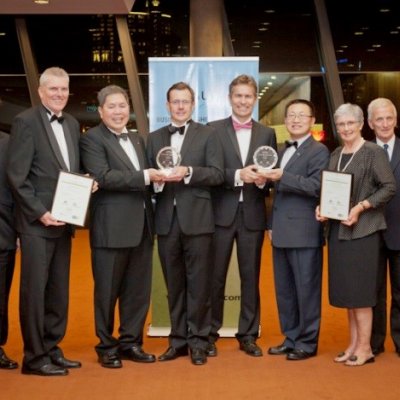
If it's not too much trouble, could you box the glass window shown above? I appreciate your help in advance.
[224,1,320,72]
[0,16,24,74]
[340,72,400,140]
[0,76,30,133]
[27,15,124,74]
[326,0,400,72]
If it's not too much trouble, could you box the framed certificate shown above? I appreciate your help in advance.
[51,171,94,226]
[320,170,353,221]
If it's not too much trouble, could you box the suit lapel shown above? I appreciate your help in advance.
[101,124,136,170]
[40,107,69,171]
[62,120,77,172]
[180,122,197,160]
[390,137,400,172]
[245,120,259,165]
[226,118,242,165]
[129,133,145,169]
[283,136,313,171]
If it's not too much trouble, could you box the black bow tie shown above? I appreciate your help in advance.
[285,140,298,149]
[168,125,186,135]
[115,132,129,141]
[49,114,64,124]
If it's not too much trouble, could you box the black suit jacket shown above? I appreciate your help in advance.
[7,105,80,238]
[80,123,154,248]
[146,121,224,236]
[209,117,277,230]
[380,137,400,250]
[0,132,16,250]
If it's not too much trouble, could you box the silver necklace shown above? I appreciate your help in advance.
[337,138,365,172]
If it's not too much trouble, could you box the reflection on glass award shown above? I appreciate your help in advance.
[156,146,181,175]
[253,146,278,170]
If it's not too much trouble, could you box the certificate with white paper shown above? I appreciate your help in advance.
[320,170,353,221]
[51,171,94,226]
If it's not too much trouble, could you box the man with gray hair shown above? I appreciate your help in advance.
[7,67,82,376]
[368,98,400,357]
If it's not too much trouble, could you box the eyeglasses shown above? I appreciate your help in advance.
[286,113,312,121]
[169,100,192,106]
[336,120,359,129]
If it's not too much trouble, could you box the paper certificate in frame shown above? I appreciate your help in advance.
[51,171,94,226]
[320,170,353,221]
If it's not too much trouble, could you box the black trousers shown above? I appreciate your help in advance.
[371,245,400,352]
[0,249,16,346]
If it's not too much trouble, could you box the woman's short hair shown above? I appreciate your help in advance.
[334,103,364,123]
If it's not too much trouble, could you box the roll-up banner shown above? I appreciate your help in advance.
[148,57,259,336]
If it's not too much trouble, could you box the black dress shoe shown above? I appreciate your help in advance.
[372,346,384,356]
[98,352,122,368]
[158,346,188,362]
[21,363,68,376]
[239,340,263,357]
[268,344,293,356]
[286,348,316,361]
[190,348,207,365]
[206,343,217,357]
[51,356,82,369]
[119,345,156,363]
[0,351,18,369]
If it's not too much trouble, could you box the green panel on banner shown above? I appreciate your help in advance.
[148,241,241,336]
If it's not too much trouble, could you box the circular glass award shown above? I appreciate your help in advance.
[156,146,181,175]
[253,146,278,170]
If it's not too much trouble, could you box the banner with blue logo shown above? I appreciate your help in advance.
[148,57,259,337]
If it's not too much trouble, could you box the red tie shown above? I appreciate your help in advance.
[232,120,252,131]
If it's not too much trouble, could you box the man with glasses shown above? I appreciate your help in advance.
[146,82,224,366]
[368,98,400,357]
[263,99,329,360]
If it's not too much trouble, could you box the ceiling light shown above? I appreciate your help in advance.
[340,45,348,48]
[264,10,275,13]
[390,30,399,34]
[258,28,268,31]
[367,49,375,52]
[267,82,273,86]
[271,76,276,80]
[379,8,390,12]
[354,31,364,35]
[34,0,50,4]
[372,44,381,48]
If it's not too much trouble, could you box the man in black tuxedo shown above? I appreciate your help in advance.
[7,67,82,376]
[208,75,277,357]
[146,82,224,365]
[80,85,164,368]
[0,131,18,370]
[369,98,400,356]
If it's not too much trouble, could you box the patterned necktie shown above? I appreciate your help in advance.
[232,120,252,131]
[383,143,390,159]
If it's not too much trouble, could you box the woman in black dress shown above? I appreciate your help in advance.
[316,103,395,366]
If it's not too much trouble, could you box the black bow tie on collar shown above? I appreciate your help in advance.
[115,132,129,141]
[49,114,64,124]
[285,140,298,149]
[168,125,186,135]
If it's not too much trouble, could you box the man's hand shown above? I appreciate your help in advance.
[39,212,66,227]
[148,168,167,184]
[259,168,283,182]
[240,165,261,183]
[163,166,189,182]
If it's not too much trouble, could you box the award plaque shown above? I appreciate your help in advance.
[156,146,181,175]
[51,171,94,226]
[253,146,278,170]
[320,170,353,221]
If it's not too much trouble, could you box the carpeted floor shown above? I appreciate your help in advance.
[1,229,399,400]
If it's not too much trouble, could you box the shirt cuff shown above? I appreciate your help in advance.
[234,169,244,187]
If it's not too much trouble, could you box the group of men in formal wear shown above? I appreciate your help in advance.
[0,66,399,376]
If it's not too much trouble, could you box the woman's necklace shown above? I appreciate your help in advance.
[337,138,365,172]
